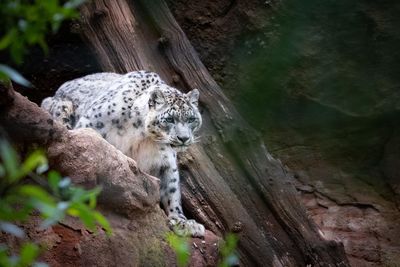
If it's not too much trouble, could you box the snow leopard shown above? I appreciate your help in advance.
[41,70,205,237]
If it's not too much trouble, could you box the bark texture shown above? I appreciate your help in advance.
[165,1,400,266]
[77,0,350,266]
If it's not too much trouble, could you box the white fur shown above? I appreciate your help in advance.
[41,71,205,237]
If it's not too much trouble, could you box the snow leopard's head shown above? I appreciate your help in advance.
[145,85,201,151]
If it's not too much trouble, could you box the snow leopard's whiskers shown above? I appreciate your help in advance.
[193,136,202,143]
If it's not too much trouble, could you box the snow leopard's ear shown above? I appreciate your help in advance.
[149,88,166,110]
[186,89,199,106]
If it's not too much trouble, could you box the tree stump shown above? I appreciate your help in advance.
[76,0,350,266]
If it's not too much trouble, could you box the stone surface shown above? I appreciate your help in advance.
[47,128,160,217]
[8,210,219,267]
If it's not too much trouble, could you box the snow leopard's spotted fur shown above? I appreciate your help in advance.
[41,70,205,237]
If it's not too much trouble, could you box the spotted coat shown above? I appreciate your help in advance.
[41,70,205,237]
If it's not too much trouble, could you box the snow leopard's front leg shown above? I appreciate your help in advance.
[160,149,205,237]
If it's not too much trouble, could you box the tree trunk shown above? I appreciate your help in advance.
[77,0,350,266]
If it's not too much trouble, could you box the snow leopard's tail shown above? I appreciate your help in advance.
[41,97,75,129]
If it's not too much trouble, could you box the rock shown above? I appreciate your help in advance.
[189,230,220,267]
[47,128,160,218]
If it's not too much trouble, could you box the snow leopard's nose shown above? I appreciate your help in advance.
[177,136,189,144]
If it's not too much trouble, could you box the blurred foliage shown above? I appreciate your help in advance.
[0,0,85,85]
[0,64,31,87]
[231,0,400,128]
[0,139,111,267]
[226,0,400,178]
[0,0,84,63]
[218,233,239,267]
[165,232,190,267]
[0,1,109,266]
[166,232,239,267]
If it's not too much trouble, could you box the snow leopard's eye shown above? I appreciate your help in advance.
[187,117,196,123]
[165,117,174,123]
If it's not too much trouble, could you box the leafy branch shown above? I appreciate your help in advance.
[0,0,85,86]
[0,139,111,267]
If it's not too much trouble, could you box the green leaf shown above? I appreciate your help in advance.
[9,40,24,65]
[0,64,31,87]
[72,203,95,231]
[59,177,71,188]
[19,150,47,177]
[18,243,40,267]
[47,171,61,195]
[0,245,12,267]
[166,232,190,267]
[18,19,28,32]
[218,233,239,267]
[0,200,33,221]
[36,164,49,175]
[63,0,86,9]
[0,140,19,182]
[67,186,100,206]
[68,187,87,202]
[40,217,60,230]
[51,13,64,33]
[37,202,64,229]
[18,185,55,205]
[0,165,5,177]
[92,211,112,235]
[33,201,57,218]
[0,222,26,238]
[57,201,69,212]
[84,187,101,208]
[41,0,59,14]
[88,192,97,209]
[0,29,17,50]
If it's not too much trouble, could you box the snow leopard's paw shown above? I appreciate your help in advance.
[168,217,205,237]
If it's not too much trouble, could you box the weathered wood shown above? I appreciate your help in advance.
[78,0,350,266]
